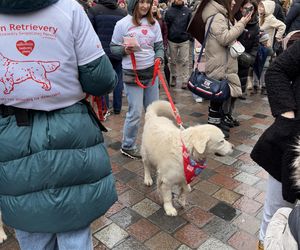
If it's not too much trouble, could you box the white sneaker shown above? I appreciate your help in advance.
[195,97,203,103]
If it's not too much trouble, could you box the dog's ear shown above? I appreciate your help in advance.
[193,134,210,154]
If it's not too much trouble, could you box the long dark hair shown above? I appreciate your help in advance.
[197,0,234,24]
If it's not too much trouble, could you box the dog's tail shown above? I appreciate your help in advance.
[39,61,60,72]
[145,100,178,121]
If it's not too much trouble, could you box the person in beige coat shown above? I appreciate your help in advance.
[259,0,286,47]
[197,0,252,138]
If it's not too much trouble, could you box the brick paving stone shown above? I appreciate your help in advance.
[174,223,209,249]
[145,231,181,250]
[252,123,269,130]
[123,160,144,173]
[227,231,258,250]
[94,223,128,249]
[235,144,253,154]
[213,155,238,165]
[177,244,192,250]
[233,159,261,174]
[214,165,241,178]
[148,209,187,233]
[118,189,145,207]
[110,153,133,165]
[115,181,129,195]
[198,237,234,250]
[94,243,109,250]
[254,192,266,204]
[114,169,137,184]
[202,217,238,242]
[183,207,214,228]
[187,190,219,211]
[131,198,161,217]
[232,213,261,235]
[213,188,241,204]
[234,172,260,186]
[127,177,157,194]
[127,218,160,242]
[229,148,244,158]
[237,114,252,120]
[198,168,216,181]
[208,174,241,190]
[113,237,149,250]
[91,216,112,233]
[233,196,262,215]
[106,201,126,217]
[209,202,238,221]
[205,158,223,170]
[110,208,142,229]
[193,180,220,195]
[234,183,260,198]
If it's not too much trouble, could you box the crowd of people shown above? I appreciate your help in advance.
[1,0,300,249]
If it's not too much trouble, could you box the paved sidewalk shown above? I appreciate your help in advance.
[1,88,272,250]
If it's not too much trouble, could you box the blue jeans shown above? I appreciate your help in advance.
[122,78,159,150]
[15,227,92,250]
[105,58,123,112]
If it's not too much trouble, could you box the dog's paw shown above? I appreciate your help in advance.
[164,205,178,216]
[0,229,7,244]
[144,178,153,186]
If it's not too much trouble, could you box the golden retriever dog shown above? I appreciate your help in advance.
[0,52,60,94]
[0,213,7,243]
[141,100,233,216]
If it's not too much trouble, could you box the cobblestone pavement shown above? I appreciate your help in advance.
[0,87,272,250]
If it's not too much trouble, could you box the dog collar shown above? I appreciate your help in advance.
[182,141,207,184]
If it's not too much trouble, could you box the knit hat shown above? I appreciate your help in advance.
[259,32,270,43]
[127,0,138,15]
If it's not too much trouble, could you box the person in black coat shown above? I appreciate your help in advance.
[88,0,126,114]
[285,0,300,34]
[235,0,259,99]
[250,40,300,248]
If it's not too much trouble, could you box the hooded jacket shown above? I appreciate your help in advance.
[260,1,286,46]
[201,0,246,97]
[0,0,117,233]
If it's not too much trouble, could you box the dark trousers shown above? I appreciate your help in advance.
[105,58,123,112]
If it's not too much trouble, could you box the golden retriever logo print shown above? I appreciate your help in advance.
[0,53,60,94]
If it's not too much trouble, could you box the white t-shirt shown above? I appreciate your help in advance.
[0,0,104,111]
[111,15,163,70]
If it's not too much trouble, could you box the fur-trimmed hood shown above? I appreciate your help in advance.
[261,0,276,17]
[292,137,300,189]
[0,0,59,14]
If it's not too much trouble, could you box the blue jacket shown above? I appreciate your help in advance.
[88,0,126,60]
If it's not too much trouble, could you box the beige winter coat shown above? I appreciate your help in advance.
[265,207,298,250]
[202,0,246,97]
[260,1,286,46]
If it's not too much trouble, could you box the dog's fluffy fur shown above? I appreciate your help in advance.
[293,137,300,189]
[141,100,233,216]
[0,212,7,244]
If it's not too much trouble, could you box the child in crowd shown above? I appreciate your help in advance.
[252,31,274,95]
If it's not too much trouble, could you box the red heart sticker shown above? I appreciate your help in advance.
[141,29,148,35]
[16,40,35,56]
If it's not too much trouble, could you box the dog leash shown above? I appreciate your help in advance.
[130,53,184,129]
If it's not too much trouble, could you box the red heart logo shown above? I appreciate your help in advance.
[16,40,35,56]
[141,29,148,35]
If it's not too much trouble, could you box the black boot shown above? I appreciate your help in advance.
[208,108,230,139]
[223,114,240,127]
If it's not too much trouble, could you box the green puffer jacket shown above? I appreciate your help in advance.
[0,0,118,233]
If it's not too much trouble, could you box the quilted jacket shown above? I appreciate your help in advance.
[0,0,118,233]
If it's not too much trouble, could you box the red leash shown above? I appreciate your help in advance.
[130,53,183,127]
